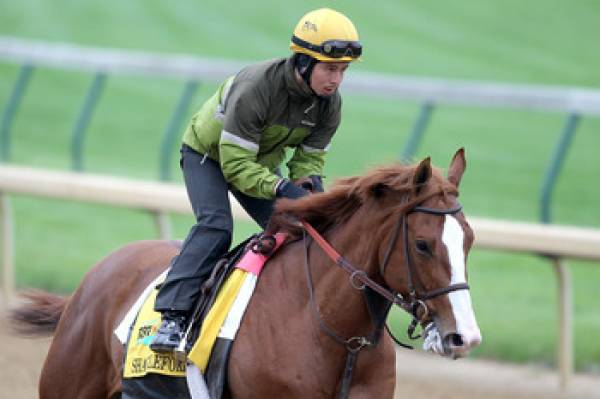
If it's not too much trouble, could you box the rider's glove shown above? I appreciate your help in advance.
[274,178,309,199]
[308,175,324,193]
[295,175,324,193]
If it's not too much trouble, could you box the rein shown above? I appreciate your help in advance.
[301,221,406,309]
[299,201,469,399]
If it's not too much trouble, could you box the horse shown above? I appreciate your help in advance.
[10,148,481,398]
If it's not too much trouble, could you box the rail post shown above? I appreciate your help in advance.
[71,72,107,171]
[539,112,580,389]
[1,63,34,162]
[153,211,172,241]
[0,64,34,305]
[552,258,573,390]
[400,102,434,162]
[159,80,199,181]
[153,79,199,239]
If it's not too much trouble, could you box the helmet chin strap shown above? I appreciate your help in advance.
[294,53,319,95]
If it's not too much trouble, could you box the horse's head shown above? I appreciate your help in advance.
[269,148,481,358]
[371,149,481,358]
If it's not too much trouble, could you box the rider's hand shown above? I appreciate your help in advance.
[274,178,309,199]
[294,175,324,193]
[308,175,324,192]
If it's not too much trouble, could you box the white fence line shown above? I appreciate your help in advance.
[2,165,600,259]
[2,36,600,115]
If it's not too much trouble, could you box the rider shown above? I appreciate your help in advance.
[151,8,362,353]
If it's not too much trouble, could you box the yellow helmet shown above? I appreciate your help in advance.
[290,8,362,62]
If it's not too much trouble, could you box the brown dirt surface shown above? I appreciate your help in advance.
[394,348,600,399]
[0,321,50,398]
[1,317,598,399]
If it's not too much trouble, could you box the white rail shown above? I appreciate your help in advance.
[2,36,600,115]
[2,165,600,259]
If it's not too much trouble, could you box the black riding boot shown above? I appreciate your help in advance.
[149,311,188,354]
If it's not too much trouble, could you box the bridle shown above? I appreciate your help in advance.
[302,201,469,334]
[380,203,469,337]
[299,198,470,398]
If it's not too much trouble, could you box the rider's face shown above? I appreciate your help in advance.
[310,62,349,97]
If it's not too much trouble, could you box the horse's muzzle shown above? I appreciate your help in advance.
[442,331,482,359]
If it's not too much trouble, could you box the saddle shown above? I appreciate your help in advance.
[187,233,285,398]
[186,234,255,350]
[121,233,286,399]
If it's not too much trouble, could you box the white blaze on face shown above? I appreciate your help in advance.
[441,215,482,349]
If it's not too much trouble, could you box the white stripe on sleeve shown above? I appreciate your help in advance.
[220,130,259,152]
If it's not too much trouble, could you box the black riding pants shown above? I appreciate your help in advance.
[154,145,275,313]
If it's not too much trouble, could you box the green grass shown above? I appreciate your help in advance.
[1,0,599,372]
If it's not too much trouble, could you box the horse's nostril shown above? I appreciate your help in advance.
[449,333,463,347]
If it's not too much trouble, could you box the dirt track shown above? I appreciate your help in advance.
[1,321,598,399]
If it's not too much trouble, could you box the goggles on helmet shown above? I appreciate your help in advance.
[292,35,362,59]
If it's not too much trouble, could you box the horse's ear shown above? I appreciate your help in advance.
[413,157,432,194]
[447,148,466,188]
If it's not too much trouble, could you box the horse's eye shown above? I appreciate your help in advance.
[415,239,430,254]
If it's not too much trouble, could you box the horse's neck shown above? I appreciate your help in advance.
[307,215,385,339]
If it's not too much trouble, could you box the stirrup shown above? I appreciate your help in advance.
[150,316,187,354]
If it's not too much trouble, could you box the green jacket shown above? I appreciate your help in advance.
[182,57,341,199]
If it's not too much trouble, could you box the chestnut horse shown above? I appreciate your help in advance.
[11,149,481,398]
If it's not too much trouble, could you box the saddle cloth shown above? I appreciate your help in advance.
[115,233,287,392]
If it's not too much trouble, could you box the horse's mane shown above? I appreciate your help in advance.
[269,162,458,237]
